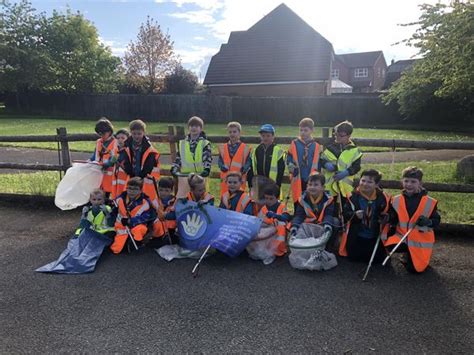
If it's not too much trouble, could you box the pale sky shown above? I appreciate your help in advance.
[30,0,450,79]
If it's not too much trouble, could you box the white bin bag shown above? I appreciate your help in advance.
[288,223,337,271]
[55,162,103,210]
[246,224,277,265]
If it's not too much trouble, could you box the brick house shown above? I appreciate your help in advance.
[203,4,334,97]
[332,51,387,93]
[383,59,418,89]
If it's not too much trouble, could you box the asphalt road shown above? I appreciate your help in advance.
[1,203,472,353]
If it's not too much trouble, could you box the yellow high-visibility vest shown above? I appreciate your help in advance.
[251,145,283,182]
[179,139,210,174]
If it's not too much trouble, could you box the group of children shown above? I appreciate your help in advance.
[80,115,440,273]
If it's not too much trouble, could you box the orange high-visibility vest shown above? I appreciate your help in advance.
[186,191,214,203]
[298,195,334,224]
[288,139,321,202]
[94,137,118,193]
[219,142,251,196]
[384,194,437,272]
[339,191,390,257]
[124,145,161,201]
[152,196,176,237]
[221,191,252,213]
[258,203,287,256]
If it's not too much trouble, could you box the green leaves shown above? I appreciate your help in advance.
[383,2,473,123]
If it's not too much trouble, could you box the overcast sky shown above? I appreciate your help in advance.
[29,0,449,80]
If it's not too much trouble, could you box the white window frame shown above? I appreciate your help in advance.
[331,69,339,79]
[354,67,368,78]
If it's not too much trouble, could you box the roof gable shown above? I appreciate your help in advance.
[336,51,383,68]
[204,3,334,85]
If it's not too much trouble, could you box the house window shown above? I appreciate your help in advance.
[354,68,368,78]
[331,69,339,79]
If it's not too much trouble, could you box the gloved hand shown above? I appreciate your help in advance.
[355,210,364,219]
[82,206,89,217]
[334,169,349,181]
[80,219,92,229]
[121,218,130,227]
[290,226,298,236]
[323,224,333,234]
[170,166,179,177]
[266,211,277,219]
[416,215,432,227]
[378,212,389,225]
[221,165,229,172]
[200,168,210,178]
[292,167,299,177]
[324,162,336,172]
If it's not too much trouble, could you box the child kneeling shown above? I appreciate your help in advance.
[77,188,115,239]
[385,167,440,273]
[289,173,337,270]
[111,177,156,254]
[151,177,177,247]
[247,184,290,265]
[219,172,254,215]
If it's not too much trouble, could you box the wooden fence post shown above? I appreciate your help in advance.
[168,125,177,163]
[56,127,71,172]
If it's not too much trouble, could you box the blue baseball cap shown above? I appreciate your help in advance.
[259,124,275,134]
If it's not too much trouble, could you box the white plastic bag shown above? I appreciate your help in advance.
[156,244,214,261]
[55,162,103,210]
[288,223,338,271]
[246,224,277,265]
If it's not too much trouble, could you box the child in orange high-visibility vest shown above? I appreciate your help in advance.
[385,167,440,273]
[218,122,251,197]
[111,128,130,200]
[286,118,322,207]
[90,118,118,197]
[111,177,156,254]
[151,177,177,246]
[219,172,254,215]
[247,184,291,264]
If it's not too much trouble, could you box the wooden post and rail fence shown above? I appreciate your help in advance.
[0,126,473,233]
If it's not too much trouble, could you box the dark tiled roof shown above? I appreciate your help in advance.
[387,59,417,73]
[336,51,383,68]
[204,3,334,85]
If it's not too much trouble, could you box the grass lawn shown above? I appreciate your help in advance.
[0,160,471,224]
[0,115,473,154]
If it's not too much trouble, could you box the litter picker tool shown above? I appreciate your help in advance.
[113,200,139,252]
[191,244,212,278]
[362,234,382,281]
[382,227,415,266]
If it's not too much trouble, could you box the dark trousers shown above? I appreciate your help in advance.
[346,234,386,264]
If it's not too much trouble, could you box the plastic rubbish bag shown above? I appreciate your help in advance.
[288,223,337,271]
[55,162,103,210]
[35,229,112,274]
[156,244,210,261]
[246,224,277,265]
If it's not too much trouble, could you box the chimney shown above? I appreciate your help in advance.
[391,59,395,65]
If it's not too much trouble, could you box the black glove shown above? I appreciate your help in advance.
[121,218,130,227]
[290,226,298,236]
[200,168,210,178]
[416,215,432,227]
[323,224,333,234]
[170,166,179,177]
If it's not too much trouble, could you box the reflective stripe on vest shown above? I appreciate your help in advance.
[95,137,118,164]
[77,208,114,234]
[222,191,251,213]
[251,145,283,182]
[180,139,209,174]
[289,139,320,172]
[322,145,362,194]
[187,191,213,203]
[258,204,286,225]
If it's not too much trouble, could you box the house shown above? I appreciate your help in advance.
[203,4,334,97]
[332,51,387,93]
[384,59,418,88]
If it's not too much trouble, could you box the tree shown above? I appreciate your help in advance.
[383,2,473,122]
[0,0,49,98]
[41,10,121,93]
[124,17,177,94]
[163,65,198,94]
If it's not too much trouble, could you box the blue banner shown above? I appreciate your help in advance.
[176,201,262,257]
[36,228,112,274]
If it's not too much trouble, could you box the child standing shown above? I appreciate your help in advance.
[119,120,161,202]
[219,172,254,215]
[111,128,130,200]
[111,177,156,254]
[218,122,251,196]
[171,116,212,178]
[320,120,362,196]
[247,124,285,193]
[287,118,322,205]
[340,169,390,262]
[384,167,440,273]
[76,189,115,238]
[91,118,118,196]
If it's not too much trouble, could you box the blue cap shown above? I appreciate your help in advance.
[259,124,275,134]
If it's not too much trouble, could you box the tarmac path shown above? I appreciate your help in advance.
[0,203,472,353]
